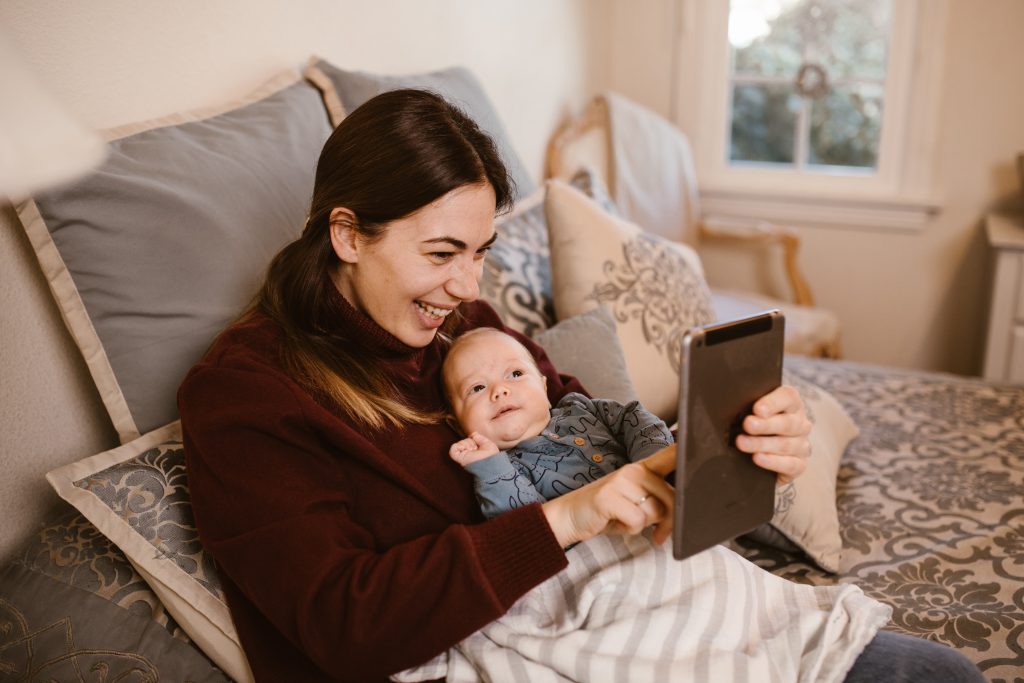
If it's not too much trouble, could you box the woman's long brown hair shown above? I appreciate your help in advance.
[252,89,514,430]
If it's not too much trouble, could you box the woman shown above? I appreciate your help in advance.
[179,89,983,682]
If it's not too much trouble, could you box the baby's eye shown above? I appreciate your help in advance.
[469,384,486,394]
[510,369,524,378]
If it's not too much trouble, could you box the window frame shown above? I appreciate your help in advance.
[673,0,949,230]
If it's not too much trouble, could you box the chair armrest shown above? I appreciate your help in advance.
[699,219,815,307]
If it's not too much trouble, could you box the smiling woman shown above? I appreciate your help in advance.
[252,88,514,430]
[329,183,498,350]
[174,88,927,683]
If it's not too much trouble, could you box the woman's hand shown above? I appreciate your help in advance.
[541,445,676,549]
[737,385,811,485]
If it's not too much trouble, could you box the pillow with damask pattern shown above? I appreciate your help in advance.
[545,177,715,422]
[0,508,229,681]
[45,423,252,683]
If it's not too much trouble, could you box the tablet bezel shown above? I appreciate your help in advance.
[672,310,785,561]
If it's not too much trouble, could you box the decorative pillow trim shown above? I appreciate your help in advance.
[102,69,302,141]
[303,56,347,125]
[45,422,251,682]
[14,69,314,444]
[17,199,139,441]
[130,558,253,683]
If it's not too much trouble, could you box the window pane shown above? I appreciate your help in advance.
[730,0,891,81]
[730,84,799,164]
[808,0,891,81]
[808,84,883,168]
[730,0,803,77]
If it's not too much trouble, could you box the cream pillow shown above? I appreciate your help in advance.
[544,179,715,421]
[747,368,859,573]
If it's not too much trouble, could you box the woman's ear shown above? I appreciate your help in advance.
[329,207,360,264]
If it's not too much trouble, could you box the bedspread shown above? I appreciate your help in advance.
[730,357,1024,683]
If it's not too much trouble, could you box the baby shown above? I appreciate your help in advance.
[442,327,673,519]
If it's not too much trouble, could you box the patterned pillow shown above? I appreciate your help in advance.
[743,368,858,573]
[545,178,715,421]
[555,169,852,569]
[480,189,555,337]
[45,423,252,683]
[0,509,229,681]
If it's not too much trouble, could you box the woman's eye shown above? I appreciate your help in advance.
[473,247,491,260]
[430,252,456,262]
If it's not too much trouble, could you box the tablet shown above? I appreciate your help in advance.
[672,310,785,561]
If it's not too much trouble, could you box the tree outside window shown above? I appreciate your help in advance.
[727,0,891,172]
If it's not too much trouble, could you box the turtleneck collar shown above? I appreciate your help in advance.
[324,280,429,360]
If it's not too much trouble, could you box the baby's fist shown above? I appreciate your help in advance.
[449,432,499,466]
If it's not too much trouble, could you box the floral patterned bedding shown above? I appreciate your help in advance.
[728,356,1024,683]
[7,356,1022,682]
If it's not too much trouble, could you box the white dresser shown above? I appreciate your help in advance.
[983,212,1024,383]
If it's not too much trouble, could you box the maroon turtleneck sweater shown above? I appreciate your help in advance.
[178,291,582,682]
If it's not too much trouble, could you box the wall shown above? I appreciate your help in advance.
[604,0,1024,376]
[0,0,609,561]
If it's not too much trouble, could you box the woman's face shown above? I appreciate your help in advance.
[331,183,497,348]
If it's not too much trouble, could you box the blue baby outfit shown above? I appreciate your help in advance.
[464,392,673,519]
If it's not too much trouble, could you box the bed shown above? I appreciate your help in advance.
[1,60,1021,683]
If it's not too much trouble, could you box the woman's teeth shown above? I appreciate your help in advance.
[416,301,453,319]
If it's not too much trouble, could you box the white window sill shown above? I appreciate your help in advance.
[700,187,941,232]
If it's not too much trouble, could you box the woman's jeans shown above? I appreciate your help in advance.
[845,631,987,683]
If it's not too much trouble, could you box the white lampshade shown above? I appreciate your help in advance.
[0,31,107,200]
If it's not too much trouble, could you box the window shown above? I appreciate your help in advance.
[674,0,949,229]
[728,0,890,171]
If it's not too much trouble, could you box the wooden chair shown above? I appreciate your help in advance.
[545,95,840,358]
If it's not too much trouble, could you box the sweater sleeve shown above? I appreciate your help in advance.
[179,360,567,681]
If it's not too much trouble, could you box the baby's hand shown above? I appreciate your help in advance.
[449,432,499,466]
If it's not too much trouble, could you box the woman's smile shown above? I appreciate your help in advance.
[414,300,455,328]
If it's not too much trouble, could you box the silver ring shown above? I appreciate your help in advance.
[634,495,648,506]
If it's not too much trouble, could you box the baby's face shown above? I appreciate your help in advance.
[444,331,551,449]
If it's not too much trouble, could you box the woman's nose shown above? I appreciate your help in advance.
[445,258,481,302]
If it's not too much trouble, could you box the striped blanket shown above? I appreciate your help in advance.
[396,534,890,682]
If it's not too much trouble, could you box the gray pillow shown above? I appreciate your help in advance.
[0,510,229,681]
[16,73,332,440]
[304,58,534,200]
[480,172,616,339]
[534,306,639,404]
